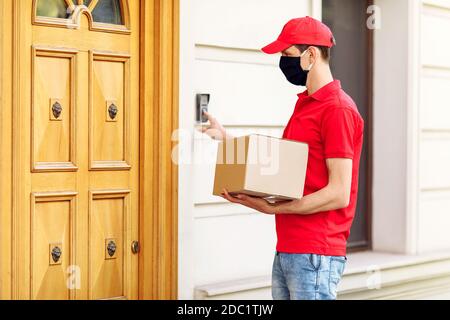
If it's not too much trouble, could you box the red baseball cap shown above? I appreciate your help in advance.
[261,16,335,54]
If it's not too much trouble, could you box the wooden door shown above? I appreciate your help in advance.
[18,0,140,299]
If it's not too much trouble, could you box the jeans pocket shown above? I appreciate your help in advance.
[328,257,346,298]
[308,254,322,271]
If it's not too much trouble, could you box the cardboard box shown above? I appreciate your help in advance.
[213,134,308,203]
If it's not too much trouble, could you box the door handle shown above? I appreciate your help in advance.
[106,239,117,258]
[51,246,62,263]
[131,241,140,254]
[52,101,63,119]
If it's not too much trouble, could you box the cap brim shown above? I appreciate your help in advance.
[261,40,291,54]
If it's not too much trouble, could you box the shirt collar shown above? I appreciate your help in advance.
[297,80,341,102]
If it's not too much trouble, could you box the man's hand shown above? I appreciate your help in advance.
[220,189,278,215]
[197,110,233,141]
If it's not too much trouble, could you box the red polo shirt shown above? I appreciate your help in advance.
[276,80,364,256]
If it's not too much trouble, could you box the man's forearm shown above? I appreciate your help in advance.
[273,184,346,215]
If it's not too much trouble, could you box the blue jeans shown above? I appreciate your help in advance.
[272,252,347,300]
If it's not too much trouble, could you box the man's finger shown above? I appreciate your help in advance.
[223,193,241,204]
[197,126,208,133]
[223,189,239,199]
[236,194,249,200]
[222,189,240,202]
[200,126,210,133]
[203,110,215,123]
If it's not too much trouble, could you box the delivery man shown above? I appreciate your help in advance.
[199,16,364,300]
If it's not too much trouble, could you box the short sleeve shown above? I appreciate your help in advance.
[321,107,357,159]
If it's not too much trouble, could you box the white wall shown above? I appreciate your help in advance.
[178,0,321,299]
[179,0,450,300]
[418,0,450,253]
[372,0,414,254]
[372,0,450,255]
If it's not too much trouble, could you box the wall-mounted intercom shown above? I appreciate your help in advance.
[196,93,210,124]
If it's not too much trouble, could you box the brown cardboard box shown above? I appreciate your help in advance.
[213,134,308,203]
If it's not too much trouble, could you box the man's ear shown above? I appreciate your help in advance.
[310,46,319,63]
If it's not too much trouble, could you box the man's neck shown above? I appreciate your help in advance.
[306,63,334,95]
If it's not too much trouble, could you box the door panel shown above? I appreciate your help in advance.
[89,190,129,300]
[31,192,77,300]
[90,52,130,170]
[27,0,139,300]
[32,48,77,172]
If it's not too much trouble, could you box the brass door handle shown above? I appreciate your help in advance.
[108,103,118,120]
[52,101,62,119]
[107,240,117,257]
[51,246,62,263]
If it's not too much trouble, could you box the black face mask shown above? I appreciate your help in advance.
[279,56,308,86]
